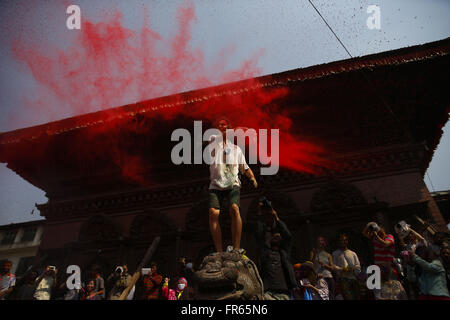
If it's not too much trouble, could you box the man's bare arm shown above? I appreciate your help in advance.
[374,234,393,247]
[362,225,371,239]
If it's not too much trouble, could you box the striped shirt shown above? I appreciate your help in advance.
[372,234,395,265]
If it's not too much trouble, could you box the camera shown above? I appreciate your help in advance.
[395,220,410,238]
[259,196,272,209]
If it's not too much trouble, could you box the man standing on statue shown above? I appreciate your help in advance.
[207,117,258,253]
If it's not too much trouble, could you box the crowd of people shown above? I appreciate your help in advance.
[1,202,449,301]
[0,258,196,301]
[291,219,450,300]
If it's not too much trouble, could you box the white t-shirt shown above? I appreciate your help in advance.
[207,139,249,190]
[332,249,361,280]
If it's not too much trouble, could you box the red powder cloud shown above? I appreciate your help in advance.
[11,2,263,118]
[10,1,332,184]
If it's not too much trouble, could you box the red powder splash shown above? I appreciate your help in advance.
[164,84,334,176]
[10,1,332,184]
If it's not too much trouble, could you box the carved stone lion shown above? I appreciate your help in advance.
[194,251,264,300]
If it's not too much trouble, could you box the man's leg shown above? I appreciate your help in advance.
[229,187,242,250]
[350,279,361,300]
[209,191,223,252]
[209,207,222,252]
[340,278,352,300]
[230,203,242,250]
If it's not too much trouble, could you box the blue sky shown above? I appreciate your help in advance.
[0,0,449,225]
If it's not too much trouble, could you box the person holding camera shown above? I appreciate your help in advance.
[362,222,396,269]
[408,245,450,300]
[255,198,297,300]
[395,220,427,299]
[395,220,427,253]
[107,264,132,300]
[33,265,57,300]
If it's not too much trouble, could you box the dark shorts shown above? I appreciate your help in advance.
[209,187,240,210]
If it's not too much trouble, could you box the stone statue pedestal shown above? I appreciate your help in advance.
[194,251,264,300]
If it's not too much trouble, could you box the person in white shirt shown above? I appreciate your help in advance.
[332,233,361,300]
[207,118,258,253]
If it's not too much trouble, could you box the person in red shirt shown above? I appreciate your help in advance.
[141,262,162,300]
[363,222,396,268]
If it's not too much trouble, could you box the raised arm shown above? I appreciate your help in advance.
[410,229,425,242]
[161,277,170,299]
[362,225,372,239]
[374,233,394,248]
[35,268,49,286]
